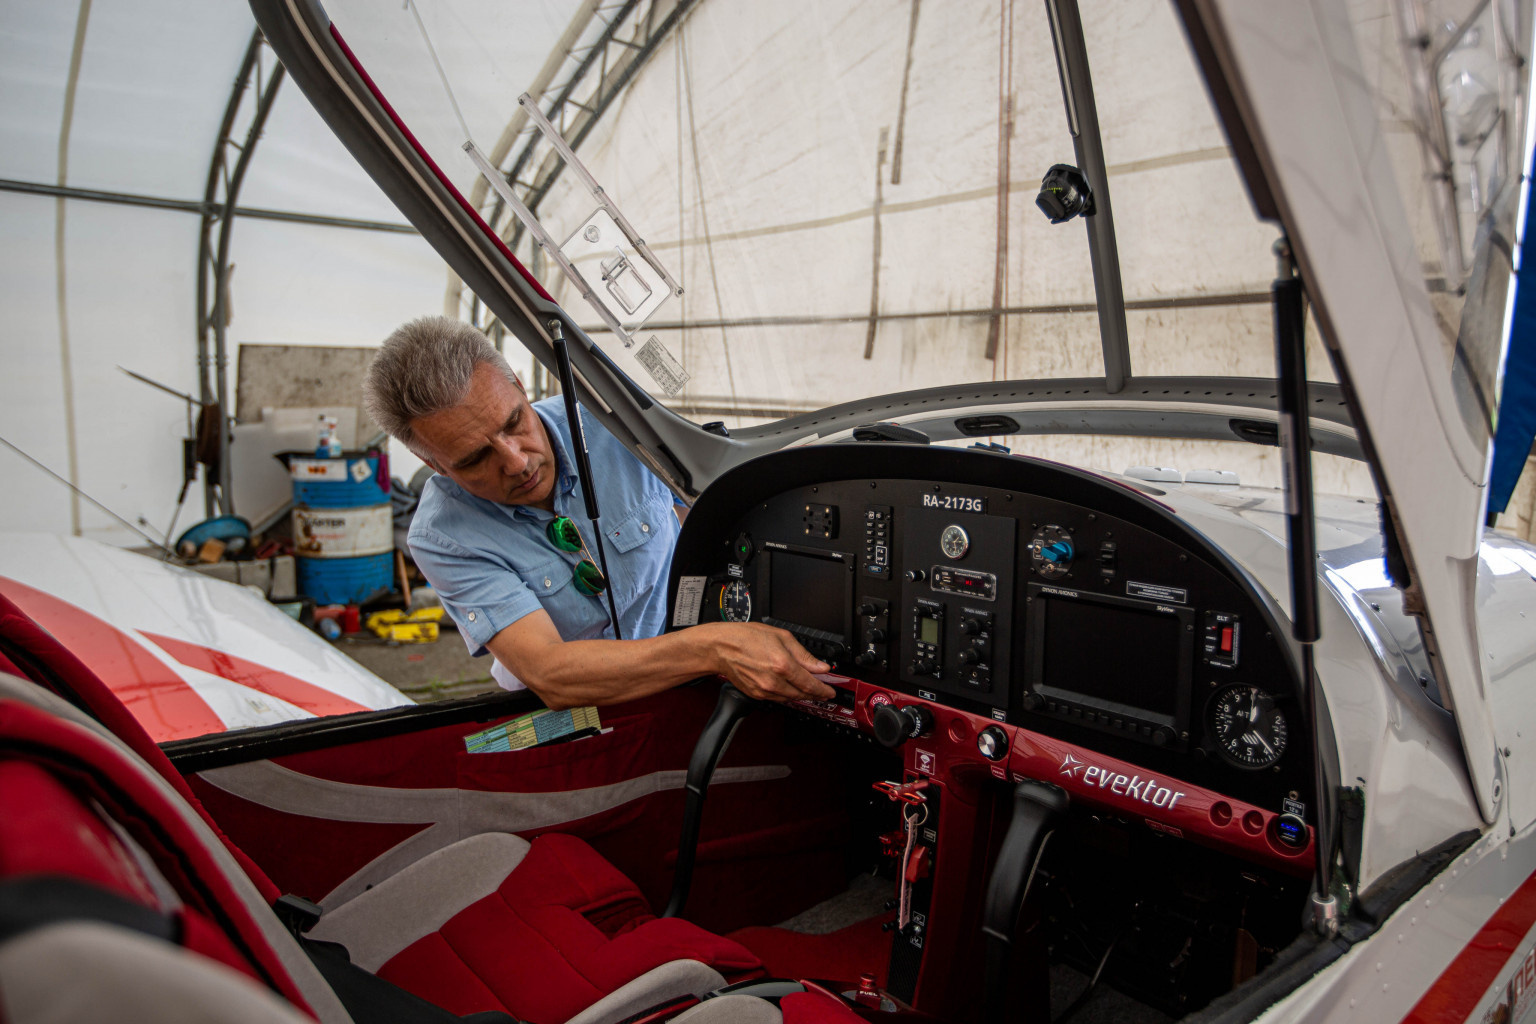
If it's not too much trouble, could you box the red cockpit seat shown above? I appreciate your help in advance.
[0,593,766,1022]
[309,831,759,1023]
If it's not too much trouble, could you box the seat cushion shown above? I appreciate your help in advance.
[320,832,761,1023]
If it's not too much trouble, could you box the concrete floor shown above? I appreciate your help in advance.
[331,624,498,702]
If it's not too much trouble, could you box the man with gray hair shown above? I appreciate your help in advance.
[364,315,835,708]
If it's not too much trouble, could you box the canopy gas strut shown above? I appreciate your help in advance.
[1272,239,1338,937]
[546,319,624,641]
[663,683,757,918]
[980,779,1069,1020]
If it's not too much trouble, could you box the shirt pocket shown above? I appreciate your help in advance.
[601,495,674,604]
[515,555,611,640]
[604,498,668,555]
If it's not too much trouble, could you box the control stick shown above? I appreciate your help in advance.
[663,683,757,918]
[980,780,1069,1019]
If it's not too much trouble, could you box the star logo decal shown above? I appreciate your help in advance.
[1059,752,1085,778]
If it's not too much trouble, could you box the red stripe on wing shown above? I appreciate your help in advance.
[142,631,370,718]
[0,576,223,741]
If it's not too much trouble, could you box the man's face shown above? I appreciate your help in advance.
[410,362,558,510]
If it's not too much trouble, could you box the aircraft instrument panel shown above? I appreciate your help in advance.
[667,442,1312,826]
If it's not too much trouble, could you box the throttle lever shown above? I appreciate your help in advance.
[980,779,1069,1020]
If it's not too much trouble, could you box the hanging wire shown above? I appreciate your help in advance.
[679,25,738,407]
[405,0,473,143]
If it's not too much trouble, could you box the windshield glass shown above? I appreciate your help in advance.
[321,0,1303,423]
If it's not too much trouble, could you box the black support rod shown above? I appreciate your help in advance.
[1044,0,1132,393]
[547,319,625,642]
[1273,238,1336,937]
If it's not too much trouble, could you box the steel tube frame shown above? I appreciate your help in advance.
[490,0,696,255]
[197,31,285,514]
[0,178,414,233]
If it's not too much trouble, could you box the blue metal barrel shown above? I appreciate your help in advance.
[289,454,394,604]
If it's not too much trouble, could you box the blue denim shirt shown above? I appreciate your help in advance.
[408,397,682,657]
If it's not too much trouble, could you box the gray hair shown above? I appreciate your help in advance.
[363,315,518,454]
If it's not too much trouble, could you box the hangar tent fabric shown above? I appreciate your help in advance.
[322,0,1399,495]
[0,1,490,544]
[3,0,1530,544]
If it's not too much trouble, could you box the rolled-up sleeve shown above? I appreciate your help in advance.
[407,525,542,656]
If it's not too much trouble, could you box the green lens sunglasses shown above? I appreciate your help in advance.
[546,516,608,596]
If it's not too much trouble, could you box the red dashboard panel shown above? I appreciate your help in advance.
[797,675,1312,876]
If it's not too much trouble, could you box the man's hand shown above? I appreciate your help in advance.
[696,621,836,703]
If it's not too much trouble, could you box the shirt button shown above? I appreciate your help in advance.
[641,523,650,533]
[544,577,553,588]
[467,612,477,622]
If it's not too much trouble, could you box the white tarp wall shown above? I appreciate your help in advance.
[500,0,1381,497]
[0,1,467,546]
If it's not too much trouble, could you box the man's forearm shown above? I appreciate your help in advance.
[503,629,721,708]
[487,616,833,708]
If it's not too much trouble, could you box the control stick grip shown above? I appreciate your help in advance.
[980,780,1069,1020]
[663,683,757,918]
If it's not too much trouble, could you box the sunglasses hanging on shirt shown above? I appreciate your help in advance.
[546,515,609,596]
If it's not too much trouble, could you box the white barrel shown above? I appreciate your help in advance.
[293,505,393,559]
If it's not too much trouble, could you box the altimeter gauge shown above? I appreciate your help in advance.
[717,579,752,622]
[1209,683,1288,769]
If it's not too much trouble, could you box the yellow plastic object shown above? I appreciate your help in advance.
[366,607,445,643]
[380,621,439,644]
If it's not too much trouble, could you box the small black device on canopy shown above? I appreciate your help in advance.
[1035,163,1095,223]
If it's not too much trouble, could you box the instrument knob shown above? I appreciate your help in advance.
[911,657,936,676]
[867,627,887,644]
[904,569,926,582]
[854,650,879,668]
[960,618,981,636]
[1152,726,1177,747]
[824,642,847,664]
[958,649,979,666]
[859,601,881,617]
[872,704,929,749]
[1021,692,1045,712]
[977,725,1010,762]
[969,638,989,659]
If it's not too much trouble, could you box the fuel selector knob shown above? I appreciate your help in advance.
[873,704,932,749]
[977,725,1010,761]
[1031,525,1075,579]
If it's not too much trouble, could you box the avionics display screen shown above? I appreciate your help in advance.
[919,616,940,645]
[1038,596,1182,718]
[768,549,848,636]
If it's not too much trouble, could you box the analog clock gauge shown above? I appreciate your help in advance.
[1209,683,1288,769]
[718,580,752,622]
[940,524,970,560]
